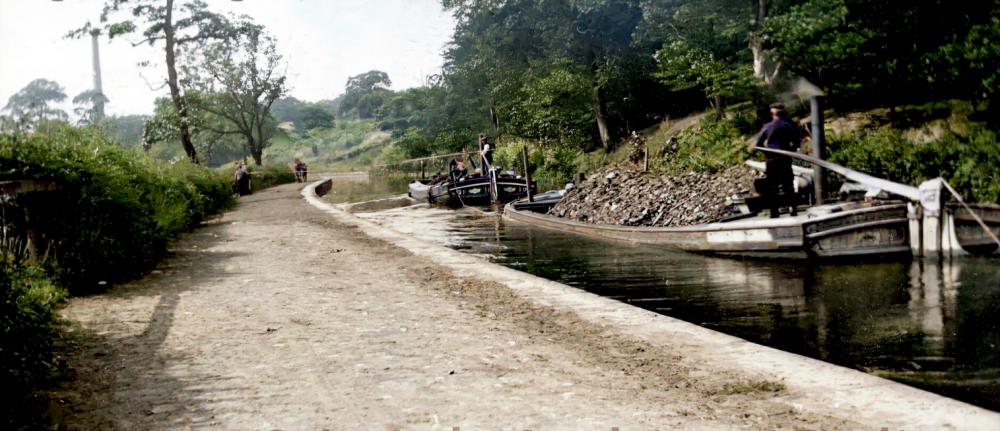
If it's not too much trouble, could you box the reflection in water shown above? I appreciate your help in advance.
[321,173,416,205]
[361,204,1000,410]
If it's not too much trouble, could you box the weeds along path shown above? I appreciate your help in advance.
[51,183,858,430]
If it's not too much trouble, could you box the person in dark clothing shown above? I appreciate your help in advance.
[478,134,494,169]
[235,162,252,196]
[293,158,308,183]
[448,156,466,180]
[755,103,801,218]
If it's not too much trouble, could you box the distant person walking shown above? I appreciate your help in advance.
[235,162,252,196]
[294,158,308,183]
[755,103,801,218]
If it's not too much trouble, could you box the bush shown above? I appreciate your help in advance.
[1,126,235,427]
[828,126,1000,203]
[0,126,234,292]
[493,140,580,188]
[662,118,749,174]
[0,258,64,429]
[250,163,297,190]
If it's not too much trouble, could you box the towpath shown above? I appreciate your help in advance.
[45,183,964,429]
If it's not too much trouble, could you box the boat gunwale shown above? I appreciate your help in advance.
[504,200,911,234]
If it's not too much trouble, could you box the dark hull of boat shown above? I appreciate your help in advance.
[505,200,919,258]
[950,204,1000,255]
[430,176,536,207]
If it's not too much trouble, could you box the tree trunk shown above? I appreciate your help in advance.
[164,0,198,164]
[593,82,611,152]
[251,147,262,166]
[714,94,726,120]
[750,0,781,85]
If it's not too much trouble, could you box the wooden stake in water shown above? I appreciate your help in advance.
[522,144,534,202]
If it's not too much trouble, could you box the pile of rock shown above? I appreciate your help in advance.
[548,165,757,227]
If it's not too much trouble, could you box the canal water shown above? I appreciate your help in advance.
[325,174,1000,411]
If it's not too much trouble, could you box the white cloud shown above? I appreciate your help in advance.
[0,0,455,117]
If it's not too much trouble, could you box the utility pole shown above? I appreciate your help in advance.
[90,29,105,122]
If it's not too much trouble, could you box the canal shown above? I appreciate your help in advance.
[325,173,1000,411]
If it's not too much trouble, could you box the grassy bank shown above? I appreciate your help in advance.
[491,102,999,203]
[0,126,237,427]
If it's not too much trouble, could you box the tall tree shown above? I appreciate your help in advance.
[339,70,393,119]
[194,23,287,165]
[72,0,235,163]
[1,79,69,132]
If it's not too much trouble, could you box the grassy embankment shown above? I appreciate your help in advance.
[489,101,1000,203]
[264,119,394,173]
[0,126,292,428]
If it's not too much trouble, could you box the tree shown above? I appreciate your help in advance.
[194,23,287,165]
[641,0,758,117]
[763,0,999,108]
[338,70,393,119]
[271,97,335,133]
[104,114,149,147]
[72,89,110,126]
[73,0,237,163]
[1,79,69,132]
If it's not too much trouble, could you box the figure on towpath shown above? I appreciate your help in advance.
[294,158,308,183]
[235,161,252,196]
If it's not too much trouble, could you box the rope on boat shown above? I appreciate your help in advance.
[941,180,1000,248]
[372,151,471,168]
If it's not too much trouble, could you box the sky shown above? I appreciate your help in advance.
[0,0,456,117]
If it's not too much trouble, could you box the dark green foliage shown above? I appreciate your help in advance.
[766,0,1000,109]
[0,126,233,293]
[338,70,393,120]
[1,126,234,428]
[103,114,149,147]
[0,262,64,429]
[668,119,750,174]
[250,163,297,190]
[271,96,336,133]
[828,126,1000,203]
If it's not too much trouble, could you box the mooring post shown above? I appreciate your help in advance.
[919,178,944,259]
[810,96,826,205]
[521,143,534,202]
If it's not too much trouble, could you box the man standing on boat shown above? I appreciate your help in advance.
[478,133,494,170]
[755,103,800,218]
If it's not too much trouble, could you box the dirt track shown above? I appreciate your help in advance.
[49,183,859,430]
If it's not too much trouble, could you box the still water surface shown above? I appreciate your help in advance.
[328,174,1000,411]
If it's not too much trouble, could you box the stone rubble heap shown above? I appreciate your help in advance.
[548,164,758,227]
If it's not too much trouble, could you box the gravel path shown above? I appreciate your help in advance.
[49,183,857,430]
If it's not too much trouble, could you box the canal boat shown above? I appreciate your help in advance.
[506,199,917,258]
[429,172,536,207]
[505,149,1000,259]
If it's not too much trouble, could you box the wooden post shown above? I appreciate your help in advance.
[810,96,826,204]
[643,146,649,172]
[521,143,534,202]
[420,160,425,179]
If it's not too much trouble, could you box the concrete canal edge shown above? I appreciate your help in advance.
[302,178,1000,430]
